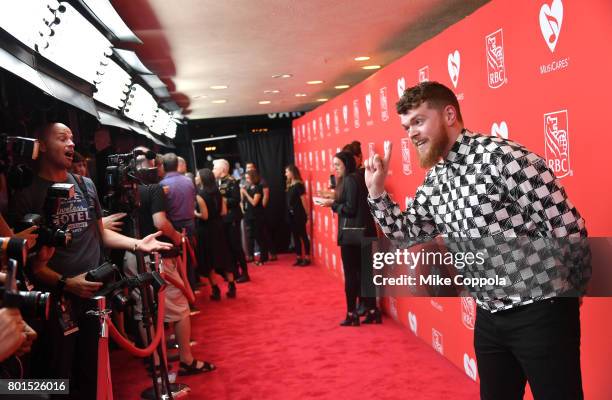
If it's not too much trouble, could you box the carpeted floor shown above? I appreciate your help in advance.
[111,254,479,399]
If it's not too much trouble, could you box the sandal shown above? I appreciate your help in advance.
[178,359,216,376]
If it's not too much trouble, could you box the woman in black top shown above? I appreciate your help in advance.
[195,168,237,300]
[285,164,310,266]
[240,170,269,265]
[320,151,379,326]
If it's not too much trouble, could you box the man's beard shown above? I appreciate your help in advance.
[416,126,449,169]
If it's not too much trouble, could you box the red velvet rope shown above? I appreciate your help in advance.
[108,286,166,358]
[163,269,196,304]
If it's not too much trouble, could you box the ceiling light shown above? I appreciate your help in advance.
[210,85,228,90]
[258,100,271,104]
[362,65,381,70]
[354,56,370,61]
[307,80,324,85]
[272,73,292,78]
[193,95,207,99]
[264,89,280,94]
[211,99,227,104]
[316,98,328,102]
[295,93,307,97]
[334,85,350,89]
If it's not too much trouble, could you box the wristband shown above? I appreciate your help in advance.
[133,241,140,252]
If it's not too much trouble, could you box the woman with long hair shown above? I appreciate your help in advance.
[195,168,237,300]
[320,151,379,326]
[285,164,310,266]
[240,170,270,265]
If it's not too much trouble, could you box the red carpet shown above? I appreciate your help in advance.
[112,254,479,399]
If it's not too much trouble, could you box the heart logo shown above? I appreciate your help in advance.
[408,311,418,334]
[365,93,372,117]
[539,0,563,52]
[463,354,478,381]
[397,77,406,99]
[491,121,509,139]
[447,50,461,88]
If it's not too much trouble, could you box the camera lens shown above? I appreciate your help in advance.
[19,290,51,320]
[110,290,130,311]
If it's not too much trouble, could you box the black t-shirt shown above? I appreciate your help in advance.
[124,184,170,243]
[243,183,264,220]
[286,182,306,221]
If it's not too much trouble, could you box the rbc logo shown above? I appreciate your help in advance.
[544,110,572,178]
[486,29,507,88]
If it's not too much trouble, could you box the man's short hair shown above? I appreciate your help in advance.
[162,153,179,172]
[213,159,230,174]
[396,81,463,122]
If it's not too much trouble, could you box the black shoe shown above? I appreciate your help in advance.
[339,312,360,327]
[254,260,264,266]
[356,303,367,317]
[362,308,382,324]
[210,285,221,301]
[236,274,250,283]
[292,258,303,266]
[270,254,278,261]
[227,282,236,298]
[299,258,311,266]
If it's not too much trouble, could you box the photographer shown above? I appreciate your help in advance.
[8,123,172,399]
[124,146,215,376]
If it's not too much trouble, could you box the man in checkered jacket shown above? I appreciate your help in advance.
[364,82,589,400]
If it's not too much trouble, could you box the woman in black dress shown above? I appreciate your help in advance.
[284,164,310,266]
[195,168,237,300]
[320,151,379,326]
[240,170,269,265]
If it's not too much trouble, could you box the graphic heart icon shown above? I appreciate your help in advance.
[491,121,509,139]
[539,0,563,52]
[463,354,478,381]
[408,311,418,334]
[447,50,461,88]
[397,77,406,99]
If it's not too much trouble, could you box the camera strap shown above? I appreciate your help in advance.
[69,173,100,220]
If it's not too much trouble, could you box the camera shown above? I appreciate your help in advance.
[85,261,165,311]
[104,149,156,212]
[19,183,75,249]
[0,258,50,320]
[0,135,39,189]
[0,237,27,267]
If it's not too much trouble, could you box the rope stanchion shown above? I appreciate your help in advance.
[162,270,196,304]
[107,287,167,358]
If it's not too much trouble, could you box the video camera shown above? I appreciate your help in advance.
[104,149,156,213]
[0,135,39,190]
[85,261,165,311]
[0,238,51,320]
[19,183,75,249]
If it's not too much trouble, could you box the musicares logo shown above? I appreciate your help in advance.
[379,87,389,122]
[342,105,348,125]
[491,121,509,139]
[396,77,406,99]
[332,254,336,271]
[461,297,476,330]
[408,311,417,335]
[365,93,372,118]
[432,329,444,355]
[544,109,572,178]
[447,50,461,88]
[418,66,429,83]
[463,354,478,381]
[485,28,507,88]
[325,113,330,132]
[333,109,340,134]
[353,99,360,129]
[540,0,563,52]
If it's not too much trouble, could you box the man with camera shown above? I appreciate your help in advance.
[124,146,215,376]
[9,123,172,399]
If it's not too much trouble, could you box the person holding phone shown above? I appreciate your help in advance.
[284,165,310,266]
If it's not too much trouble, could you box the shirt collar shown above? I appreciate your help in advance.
[443,128,470,164]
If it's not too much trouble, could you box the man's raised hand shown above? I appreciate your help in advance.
[364,140,392,198]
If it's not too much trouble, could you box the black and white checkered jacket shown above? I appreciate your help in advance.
[368,130,590,312]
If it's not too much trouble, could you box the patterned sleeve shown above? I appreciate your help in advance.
[367,185,438,240]
[496,150,591,292]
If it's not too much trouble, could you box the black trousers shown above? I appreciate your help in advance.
[289,218,310,257]
[224,220,247,275]
[340,245,361,313]
[31,296,100,400]
[245,217,270,262]
[475,297,582,400]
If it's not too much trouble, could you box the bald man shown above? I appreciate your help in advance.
[10,123,172,399]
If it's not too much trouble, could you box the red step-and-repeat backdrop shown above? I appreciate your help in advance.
[292,0,612,398]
